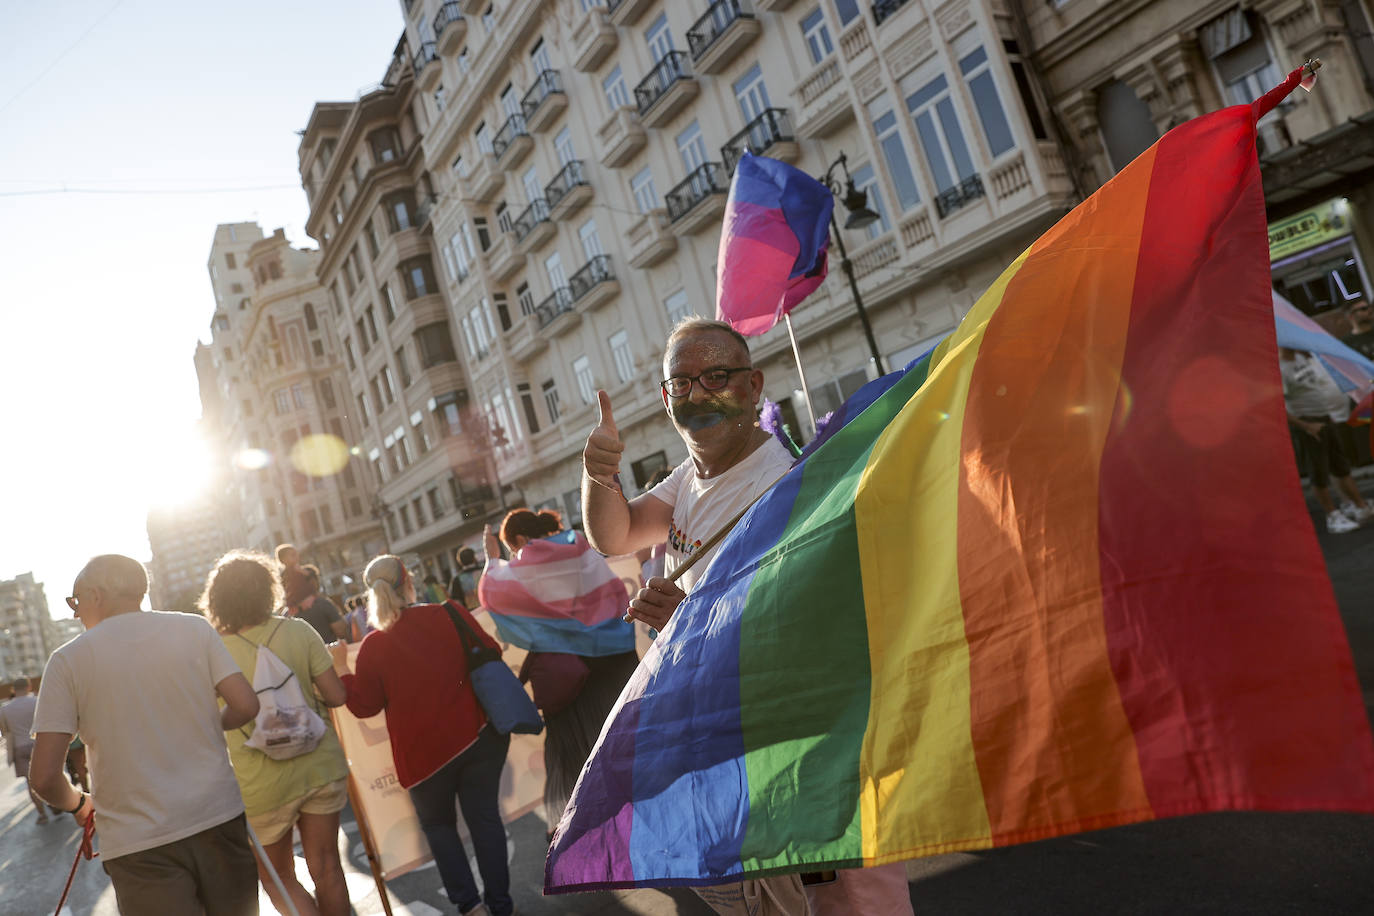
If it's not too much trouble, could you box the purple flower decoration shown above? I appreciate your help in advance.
[758,398,802,458]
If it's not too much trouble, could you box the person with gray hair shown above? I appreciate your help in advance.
[0,675,53,824]
[28,554,262,915]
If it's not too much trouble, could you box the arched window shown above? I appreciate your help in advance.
[304,303,318,331]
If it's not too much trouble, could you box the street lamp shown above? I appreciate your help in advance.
[823,153,886,376]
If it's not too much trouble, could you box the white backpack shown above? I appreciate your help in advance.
[237,620,327,761]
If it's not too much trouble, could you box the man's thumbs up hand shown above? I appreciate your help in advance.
[584,390,625,491]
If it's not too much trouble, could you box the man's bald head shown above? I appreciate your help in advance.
[76,555,148,603]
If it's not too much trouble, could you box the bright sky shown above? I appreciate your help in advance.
[0,1,403,624]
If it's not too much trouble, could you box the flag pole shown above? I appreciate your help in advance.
[784,313,818,435]
[331,707,397,916]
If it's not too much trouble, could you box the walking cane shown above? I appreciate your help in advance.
[247,822,301,916]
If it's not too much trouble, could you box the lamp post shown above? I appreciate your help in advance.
[823,153,886,376]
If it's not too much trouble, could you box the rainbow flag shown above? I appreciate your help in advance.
[545,68,1374,892]
[477,531,634,657]
[716,152,833,336]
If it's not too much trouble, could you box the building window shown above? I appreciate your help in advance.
[400,257,436,299]
[518,382,540,434]
[554,126,576,165]
[343,336,356,371]
[475,121,494,154]
[416,322,458,367]
[906,73,977,194]
[579,218,604,260]
[364,306,379,344]
[365,220,380,257]
[959,47,1015,159]
[319,378,336,409]
[274,389,290,415]
[311,339,324,358]
[1002,40,1048,140]
[849,164,892,241]
[291,384,306,408]
[572,356,595,405]
[1096,80,1158,173]
[609,330,634,383]
[304,303,318,331]
[603,65,631,109]
[225,252,237,269]
[833,0,861,26]
[542,379,561,423]
[380,366,397,404]
[676,121,709,172]
[869,93,922,211]
[517,282,535,316]
[395,346,412,387]
[428,488,444,518]
[732,64,771,122]
[369,127,400,163]
[645,13,674,62]
[383,192,416,232]
[665,289,691,325]
[412,410,431,453]
[631,166,658,214]
[801,8,833,65]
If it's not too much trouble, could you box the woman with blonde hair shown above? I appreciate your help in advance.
[331,555,513,916]
[201,550,351,916]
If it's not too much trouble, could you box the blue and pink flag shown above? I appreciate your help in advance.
[477,531,635,657]
[715,152,834,336]
[1273,290,1374,395]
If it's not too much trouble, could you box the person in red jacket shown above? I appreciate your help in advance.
[331,555,513,916]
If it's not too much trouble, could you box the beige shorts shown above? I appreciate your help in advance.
[247,778,349,845]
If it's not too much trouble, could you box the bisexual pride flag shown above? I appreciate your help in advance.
[477,531,634,657]
[545,66,1374,892]
[715,152,833,336]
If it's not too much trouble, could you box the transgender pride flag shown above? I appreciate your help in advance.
[716,152,834,336]
[477,531,635,657]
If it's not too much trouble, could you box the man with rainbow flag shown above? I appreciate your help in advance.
[546,60,1374,908]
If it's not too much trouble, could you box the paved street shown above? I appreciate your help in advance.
[3,478,1373,915]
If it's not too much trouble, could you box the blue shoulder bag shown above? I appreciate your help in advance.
[443,601,543,735]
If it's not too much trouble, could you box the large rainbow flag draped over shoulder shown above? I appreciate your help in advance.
[477,531,635,657]
[545,69,1374,892]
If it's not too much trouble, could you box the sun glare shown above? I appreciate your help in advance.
[146,431,217,512]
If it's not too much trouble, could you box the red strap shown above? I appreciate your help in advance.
[53,813,97,915]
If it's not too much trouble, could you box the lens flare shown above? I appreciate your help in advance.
[290,434,351,477]
[235,448,272,470]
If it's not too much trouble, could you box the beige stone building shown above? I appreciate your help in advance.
[0,572,52,682]
[295,0,1076,577]
[1020,0,1374,332]
[196,223,384,593]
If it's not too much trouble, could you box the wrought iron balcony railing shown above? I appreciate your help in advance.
[666,162,728,223]
[544,160,589,211]
[569,254,614,302]
[933,174,986,218]
[535,287,576,328]
[687,0,754,61]
[511,198,551,244]
[411,41,438,79]
[521,70,565,121]
[721,108,794,173]
[491,112,529,160]
[633,51,690,116]
[873,0,912,27]
[433,2,464,38]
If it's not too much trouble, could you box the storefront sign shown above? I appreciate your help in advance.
[1268,198,1350,261]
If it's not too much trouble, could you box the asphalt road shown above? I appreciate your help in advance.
[3,483,1373,915]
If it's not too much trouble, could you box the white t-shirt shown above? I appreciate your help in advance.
[33,611,246,860]
[0,694,37,758]
[648,437,795,594]
[1281,351,1351,421]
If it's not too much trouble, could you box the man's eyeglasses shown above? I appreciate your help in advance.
[65,595,81,613]
[660,367,752,399]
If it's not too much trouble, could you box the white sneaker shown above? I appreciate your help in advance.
[1341,501,1360,519]
[1354,504,1374,523]
[1328,510,1359,533]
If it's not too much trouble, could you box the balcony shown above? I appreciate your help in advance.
[521,70,567,133]
[873,0,913,27]
[434,3,467,56]
[721,108,799,174]
[569,254,618,312]
[666,162,729,234]
[634,51,699,129]
[512,198,555,254]
[507,314,547,362]
[572,8,618,72]
[460,152,504,203]
[755,0,799,8]
[413,42,441,92]
[546,160,592,220]
[535,287,580,336]
[458,0,484,14]
[608,0,655,26]
[934,174,987,218]
[794,57,852,139]
[492,113,532,171]
[687,1,761,76]
[484,231,523,281]
[597,106,647,168]
[626,208,677,268]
